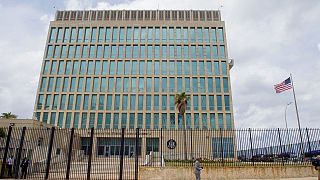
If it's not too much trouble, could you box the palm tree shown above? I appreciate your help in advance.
[0,112,18,119]
[175,92,190,160]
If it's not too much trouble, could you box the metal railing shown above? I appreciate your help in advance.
[0,127,319,179]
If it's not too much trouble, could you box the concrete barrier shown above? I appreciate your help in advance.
[139,166,318,179]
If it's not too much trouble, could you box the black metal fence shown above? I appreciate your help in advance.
[0,127,319,179]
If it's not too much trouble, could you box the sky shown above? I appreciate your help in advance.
[0,0,319,128]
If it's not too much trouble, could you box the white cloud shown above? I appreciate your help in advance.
[1,0,320,128]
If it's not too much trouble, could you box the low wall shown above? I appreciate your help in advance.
[139,166,317,179]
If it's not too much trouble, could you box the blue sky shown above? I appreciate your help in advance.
[0,0,319,128]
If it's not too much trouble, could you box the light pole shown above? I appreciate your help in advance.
[285,102,293,153]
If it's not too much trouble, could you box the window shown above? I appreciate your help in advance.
[192,77,198,92]
[97,113,103,129]
[138,95,144,110]
[133,27,139,43]
[77,78,84,92]
[45,94,51,110]
[96,45,102,58]
[147,61,152,75]
[190,28,196,43]
[170,113,175,129]
[75,45,81,58]
[119,27,125,42]
[218,28,224,43]
[210,113,215,129]
[37,94,44,110]
[40,77,47,92]
[93,78,99,92]
[112,27,118,42]
[116,61,123,75]
[224,95,230,111]
[111,45,117,59]
[146,77,152,92]
[205,45,211,59]
[200,77,205,92]
[108,77,114,92]
[185,77,190,92]
[169,45,174,59]
[177,78,182,92]
[161,60,167,75]
[204,28,209,43]
[183,45,189,59]
[114,95,120,110]
[58,112,64,128]
[138,113,143,129]
[162,45,167,59]
[102,61,108,75]
[186,113,191,129]
[147,27,153,43]
[105,27,111,42]
[215,77,221,93]
[138,77,144,92]
[221,61,227,75]
[212,46,218,59]
[49,28,57,43]
[91,94,97,110]
[176,27,182,43]
[226,114,232,129]
[211,28,216,43]
[125,45,132,59]
[83,94,89,110]
[104,45,110,58]
[223,77,229,92]
[89,45,95,58]
[106,94,113,110]
[109,61,115,75]
[169,77,175,92]
[176,46,182,59]
[129,113,135,129]
[201,95,206,110]
[113,113,119,129]
[208,78,213,93]
[91,27,97,42]
[154,114,159,129]
[119,45,124,59]
[57,28,63,42]
[54,45,61,58]
[162,27,167,43]
[98,94,105,110]
[87,60,94,75]
[193,95,198,110]
[146,113,151,129]
[197,27,203,43]
[161,95,167,110]
[131,78,137,92]
[52,94,59,110]
[213,137,234,158]
[170,95,175,110]
[202,113,207,129]
[65,61,72,74]
[116,77,122,92]
[55,77,61,92]
[219,45,225,58]
[154,95,159,110]
[77,28,83,42]
[130,95,136,110]
[75,95,81,110]
[61,45,67,58]
[194,113,199,129]
[146,95,151,110]
[122,95,128,110]
[82,45,88,58]
[214,61,220,75]
[70,28,76,43]
[43,61,50,74]
[84,27,90,43]
[85,77,91,92]
[217,95,222,111]
[98,27,104,43]
[123,78,129,92]
[140,27,146,43]
[155,27,160,43]
[74,112,79,128]
[133,45,139,58]
[121,113,127,129]
[162,113,167,129]
[191,46,196,59]
[147,45,153,59]
[126,27,132,42]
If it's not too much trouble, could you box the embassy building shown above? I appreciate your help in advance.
[34,10,235,159]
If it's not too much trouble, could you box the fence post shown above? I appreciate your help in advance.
[249,128,254,166]
[14,127,27,178]
[45,127,55,180]
[160,128,162,167]
[0,126,13,178]
[87,127,94,180]
[119,128,125,180]
[305,128,312,153]
[219,128,224,166]
[135,128,140,180]
[66,128,75,179]
[277,128,284,166]
[190,128,193,160]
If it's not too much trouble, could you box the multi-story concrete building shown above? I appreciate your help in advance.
[33,10,235,159]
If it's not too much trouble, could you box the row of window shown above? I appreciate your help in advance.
[40,76,229,93]
[49,26,224,44]
[36,111,233,130]
[43,60,228,76]
[46,44,226,59]
[37,94,230,111]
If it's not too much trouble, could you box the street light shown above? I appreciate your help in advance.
[284,102,293,153]
[284,102,293,129]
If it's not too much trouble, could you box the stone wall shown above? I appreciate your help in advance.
[139,166,317,179]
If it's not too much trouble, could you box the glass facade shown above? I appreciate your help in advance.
[35,11,233,130]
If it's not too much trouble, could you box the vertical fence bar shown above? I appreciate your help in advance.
[0,126,12,178]
[135,128,140,180]
[277,128,284,166]
[305,128,312,153]
[190,128,193,160]
[14,127,26,179]
[160,128,163,167]
[119,128,125,180]
[45,127,55,180]
[219,128,224,166]
[66,128,75,179]
[87,128,94,180]
[248,128,254,166]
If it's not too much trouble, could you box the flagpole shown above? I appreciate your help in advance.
[290,73,305,157]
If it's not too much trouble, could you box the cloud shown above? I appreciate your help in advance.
[1,0,320,128]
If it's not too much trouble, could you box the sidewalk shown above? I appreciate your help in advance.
[242,177,317,180]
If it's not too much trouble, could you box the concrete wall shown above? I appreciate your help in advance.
[139,166,317,180]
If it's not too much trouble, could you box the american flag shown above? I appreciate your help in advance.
[274,77,292,93]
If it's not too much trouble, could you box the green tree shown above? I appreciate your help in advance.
[0,112,18,119]
[175,92,190,160]
[0,128,6,138]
